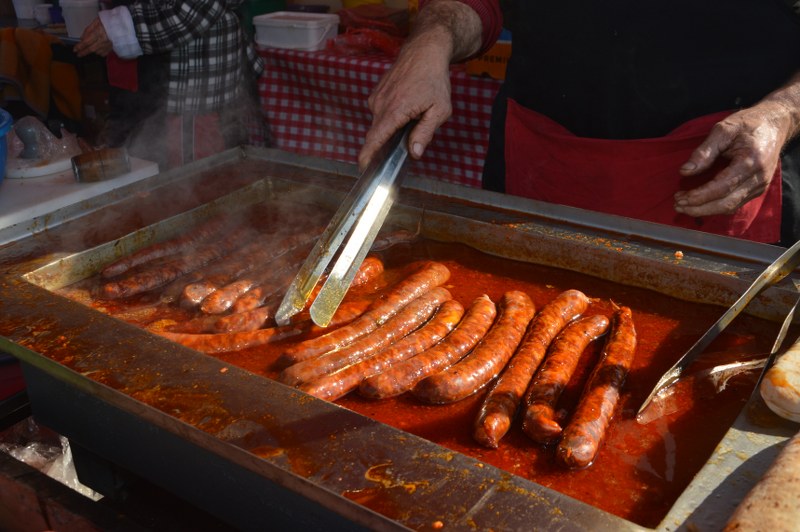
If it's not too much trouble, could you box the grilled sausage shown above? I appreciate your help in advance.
[522,314,610,444]
[158,271,205,304]
[159,322,308,354]
[350,255,385,290]
[180,279,220,308]
[556,306,636,468]
[473,289,590,448]
[278,261,451,365]
[359,294,497,400]
[300,300,465,401]
[210,306,272,333]
[174,233,309,309]
[168,306,271,335]
[102,227,255,299]
[231,286,268,313]
[413,291,535,404]
[280,287,452,386]
[200,241,314,315]
[201,278,258,314]
[101,215,228,278]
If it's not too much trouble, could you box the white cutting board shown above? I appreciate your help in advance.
[0,157,159,234]
[5,156,74,179]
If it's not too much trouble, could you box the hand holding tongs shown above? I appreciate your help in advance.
[275,123,414,328]
[637,238,800,419]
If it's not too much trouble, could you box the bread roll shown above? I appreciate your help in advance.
[760,337,800,422]
[723,430,800,531]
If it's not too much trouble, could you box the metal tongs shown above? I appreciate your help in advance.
[637,238,800,419]
[275,123,414,327]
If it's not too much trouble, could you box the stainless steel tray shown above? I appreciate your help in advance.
[1,146,798,531]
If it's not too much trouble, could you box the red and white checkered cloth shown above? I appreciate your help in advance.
[256,47,502,188]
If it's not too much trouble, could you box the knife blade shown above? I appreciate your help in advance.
[636,238,800,420]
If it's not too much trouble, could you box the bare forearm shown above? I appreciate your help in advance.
[409,0,483,63]
[761,69,800,147]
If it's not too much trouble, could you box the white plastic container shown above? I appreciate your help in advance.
[12,0,45,20]
[253,11,339,51]
[60,0,99,39]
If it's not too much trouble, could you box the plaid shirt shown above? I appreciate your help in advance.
[127,1,264,114]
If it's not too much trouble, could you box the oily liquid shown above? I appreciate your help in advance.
[71,237,774,528]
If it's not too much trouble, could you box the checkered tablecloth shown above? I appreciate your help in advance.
[256,47,502,188]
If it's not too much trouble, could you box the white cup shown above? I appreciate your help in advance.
[60,0,99,38]
[34,3,52,25]
[12,0,45,20]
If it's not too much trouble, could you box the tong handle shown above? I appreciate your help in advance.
[274,123,413,326]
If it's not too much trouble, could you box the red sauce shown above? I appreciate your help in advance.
[64,238,777,528]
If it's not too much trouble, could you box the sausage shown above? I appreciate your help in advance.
[350,255,385,290]
[102,227,255,299]
[278,261,451,364]
[159,322,307,354]
[280,287,452,386]
[101,215,228,278]
[200,278,258,314]
[201,241,315,315]
[522,314,610,444]
[300,299,465,401]
[556,306,636,468]
[214,306,272,333]
[412,291,535,404]
[180,280,220,308]
[473,289,590,448]
[158,271,205,305]
[231,286,268,314]
[723,430,800,531]
[173,234,308,309]
[359,294,497,400]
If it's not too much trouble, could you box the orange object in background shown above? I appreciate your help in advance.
[466,28,511,80]
[342,0,381,7]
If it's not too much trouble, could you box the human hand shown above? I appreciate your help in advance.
[357,41,453,171]
[73,18,113,58]
[674,104,791,217]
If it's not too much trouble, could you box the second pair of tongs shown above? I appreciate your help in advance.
[637,237,800,418]
[275,123,413,328]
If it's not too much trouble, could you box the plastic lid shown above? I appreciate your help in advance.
[0,109,12,136]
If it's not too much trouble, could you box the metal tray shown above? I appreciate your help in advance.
[1,146,798,531]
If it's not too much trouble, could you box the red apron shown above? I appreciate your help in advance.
[504,99,782,242]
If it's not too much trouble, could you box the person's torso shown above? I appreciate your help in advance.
[501,0,800,139]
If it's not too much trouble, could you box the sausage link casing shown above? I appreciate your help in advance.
[413,291,535,404]
[556,306,636,468]
[473,289,590,448]
[280,287,452,386]
[522,314,610,444]
[101,215,228,279]
[279,261,451,365]
[359,295,497,400]
[300,299,465,401]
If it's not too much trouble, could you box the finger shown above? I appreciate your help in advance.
[679,123,732,175]
[675,167,742,205]
[358,114,408,172]
[673,186,751,217]
[674,169,764,217]
[407,103,451,160]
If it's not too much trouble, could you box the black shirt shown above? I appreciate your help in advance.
[483,1,800,244]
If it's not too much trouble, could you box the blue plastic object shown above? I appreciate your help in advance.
[0,108,13,184]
